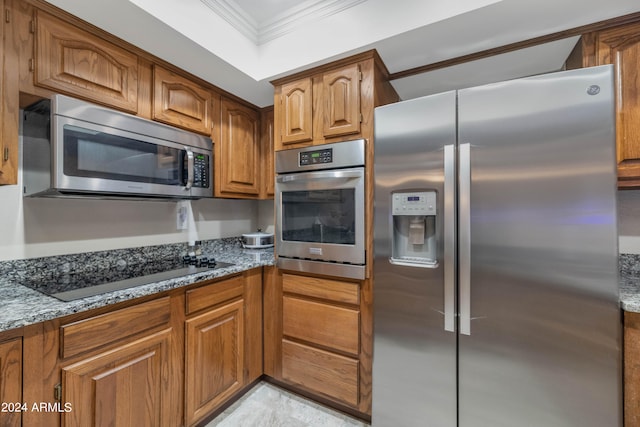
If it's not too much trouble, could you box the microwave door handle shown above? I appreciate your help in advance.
[276,170,362,183]
[184,148,194,191]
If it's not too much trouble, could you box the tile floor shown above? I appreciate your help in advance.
[205,382,370,427]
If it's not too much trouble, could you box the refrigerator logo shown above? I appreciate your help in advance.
[309,248,323,255]
[587,85,601,96]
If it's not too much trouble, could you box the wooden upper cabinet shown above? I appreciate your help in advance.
[0,0,16,186]
[152,65,212,135]
[218,97,261,197]
[261,107,275,199]
[322,64,361,138]
[590,22,640,187]
[34,10,139,113]
[280,77,313,145]
[273,57,377,151]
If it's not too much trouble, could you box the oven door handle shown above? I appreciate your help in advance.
[277,170,362,183]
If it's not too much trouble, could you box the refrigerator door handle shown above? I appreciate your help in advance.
[459,143,471,335]
[444,144,456,333]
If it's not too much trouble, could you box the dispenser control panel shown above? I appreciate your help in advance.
[392,191,437,215]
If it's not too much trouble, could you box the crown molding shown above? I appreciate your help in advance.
[201,0,368,45]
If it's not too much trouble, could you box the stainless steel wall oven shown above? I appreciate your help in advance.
[275,139,366,279]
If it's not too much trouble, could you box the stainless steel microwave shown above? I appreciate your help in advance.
[22,94,213,199]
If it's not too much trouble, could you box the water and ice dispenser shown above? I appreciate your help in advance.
[390,191,438,267]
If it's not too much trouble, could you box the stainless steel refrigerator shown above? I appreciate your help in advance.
[372,65,621,427]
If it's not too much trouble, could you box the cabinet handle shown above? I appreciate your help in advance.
[3,147,8,162]
[54,383,62,401]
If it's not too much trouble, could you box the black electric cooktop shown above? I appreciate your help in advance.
[21,256,234,302]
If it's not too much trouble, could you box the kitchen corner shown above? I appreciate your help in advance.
[1,0,640,425]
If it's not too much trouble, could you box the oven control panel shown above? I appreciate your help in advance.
[299,148,333,166]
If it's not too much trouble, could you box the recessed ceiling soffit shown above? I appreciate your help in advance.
[200,0,368,44]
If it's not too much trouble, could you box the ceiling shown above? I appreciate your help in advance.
[43,0,640,107]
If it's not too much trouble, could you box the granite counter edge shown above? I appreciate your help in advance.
[0,254,274,333]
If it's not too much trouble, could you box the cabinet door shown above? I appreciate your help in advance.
[626,311,640,427]
[280,77,313,145]
[0,338,22,427]
[35,10,139,113]
[218,98,261,197]
[261,107,275,199]
[596,22,640,187]
[323,64,361,138]
[61,329,173,427]
[0,0,14,186]
[185,299,244,426]
[152,65,212,135]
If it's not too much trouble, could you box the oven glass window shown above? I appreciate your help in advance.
[281,189,356,244]
[62,125,184,185]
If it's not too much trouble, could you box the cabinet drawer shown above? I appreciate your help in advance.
[60,297,171,359]
[282,274,359,305]
[283,296,359,356]
[282,339,359,407]
[185,274,243,315]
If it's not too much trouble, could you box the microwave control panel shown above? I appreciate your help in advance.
[299,148,333,166]
[185,154,210,188]
[193,154,209,188]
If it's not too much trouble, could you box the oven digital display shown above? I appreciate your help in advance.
[300,148,333,166]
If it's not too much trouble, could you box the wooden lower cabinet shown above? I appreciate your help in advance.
[17,268,263,427]
[625,311,640,427]
[185,299,244,426]
[54,297,179,427]
[0,337,22,427]
[61,329,173,427]
[184,270,262,427]
[265,270,369,416]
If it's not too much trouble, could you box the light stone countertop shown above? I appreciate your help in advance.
[2,243,638,332]
[0,240,274,332]
[620,253,640,313]
[620,273,640,313]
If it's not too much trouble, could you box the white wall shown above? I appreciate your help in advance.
[618,190,640,254]
[0,179,263,261]
[0,130,276,261]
